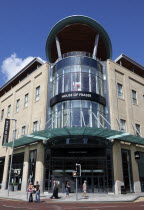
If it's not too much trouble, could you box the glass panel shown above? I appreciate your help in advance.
[82,108,90,127]
[57,103,62,128]
[64,73,71,92]
[58,76,62,94]
[91,74,96,93]
[72,100,80,108]
[71,108,80,127]
[81,73,89,92]
[63,109,71,127]
[81,65,89,73]
[71,72,81,91]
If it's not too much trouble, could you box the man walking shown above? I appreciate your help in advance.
[35,181,40,202]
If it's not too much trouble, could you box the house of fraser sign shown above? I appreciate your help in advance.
[50,91,106,106]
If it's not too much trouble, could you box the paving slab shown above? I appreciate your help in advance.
[0,190,144,202]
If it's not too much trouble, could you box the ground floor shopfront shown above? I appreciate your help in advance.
[1,128,144,194]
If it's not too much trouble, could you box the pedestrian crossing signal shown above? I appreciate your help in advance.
[73,171,77,177]
[76,163,81,177]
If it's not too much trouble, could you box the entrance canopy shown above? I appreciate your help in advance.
[4,127,144,148]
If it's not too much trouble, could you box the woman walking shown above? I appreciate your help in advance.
[82,180,87,197]
[65,181,71,197]
[27,182,34,202]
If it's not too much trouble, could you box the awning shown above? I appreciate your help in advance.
[4,127,144,148]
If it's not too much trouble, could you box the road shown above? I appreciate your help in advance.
[0,199,144,210]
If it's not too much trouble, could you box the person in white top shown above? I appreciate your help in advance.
[82,180,87,197]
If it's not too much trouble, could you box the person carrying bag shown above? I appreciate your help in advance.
[27,182,34,202]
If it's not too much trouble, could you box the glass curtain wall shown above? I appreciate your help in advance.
[52,65,103,96]
[52,100,105,128]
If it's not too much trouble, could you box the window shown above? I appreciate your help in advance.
[24,94,28,107]
[33,121,38,132]
[1,109,4,120]
[120,119,126,132]
[135,124,140,136]
[132,90,137,104]
[117,83,123,99]
[7,105,11,117]
[35,86,40,101]
[16,99,20,112]
[22,126,26,136]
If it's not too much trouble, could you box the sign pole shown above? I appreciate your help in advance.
[76,177,78,200]
[8,119,16,197]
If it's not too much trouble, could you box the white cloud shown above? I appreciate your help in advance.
[1,53,46,81]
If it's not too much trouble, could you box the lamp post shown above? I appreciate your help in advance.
[8,119,17,197]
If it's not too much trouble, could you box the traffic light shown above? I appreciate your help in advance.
[73,171,77,177]
[76,163,81,177]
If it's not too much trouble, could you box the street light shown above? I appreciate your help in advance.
[8,118,17,197]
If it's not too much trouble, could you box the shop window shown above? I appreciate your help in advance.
[121,149,133,192]
[117,83,123,99]
[28,150,37,184]
[132,90,137,104]
[1,109,4,120]
[0,157,5,188]
[8,153,24,190]
[35,86,40,101]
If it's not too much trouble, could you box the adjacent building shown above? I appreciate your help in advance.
[0,15,144,194]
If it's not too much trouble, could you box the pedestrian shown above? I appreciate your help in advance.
[50,180,58,199]
[27,182,34,202]
[65,181,71,197]
[82,180,87,197]
[35,181,40,202]
[55,181,59,198]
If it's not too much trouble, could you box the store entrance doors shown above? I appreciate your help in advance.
[45,146,113,193]
[80,175,105,193]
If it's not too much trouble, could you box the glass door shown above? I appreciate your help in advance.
[93,176,105,193]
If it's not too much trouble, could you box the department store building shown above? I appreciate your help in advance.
[0,15,144,194]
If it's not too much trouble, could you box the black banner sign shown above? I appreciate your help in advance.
[50,91,106,106]
[2,119,10,145]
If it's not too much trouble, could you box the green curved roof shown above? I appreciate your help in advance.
[45,15,112,63]
[4,127,144,148]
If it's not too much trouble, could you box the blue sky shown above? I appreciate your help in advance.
[0,0,144,87]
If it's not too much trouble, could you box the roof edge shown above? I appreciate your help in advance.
[45,15,112,63]
[0,58,45,91]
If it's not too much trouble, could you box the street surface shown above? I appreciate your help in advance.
[0,199,144,210]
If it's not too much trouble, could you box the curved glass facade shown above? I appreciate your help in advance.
[51,100,105,128]
[52,55,104,97]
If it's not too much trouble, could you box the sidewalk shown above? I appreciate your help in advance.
[0,190,144,202]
